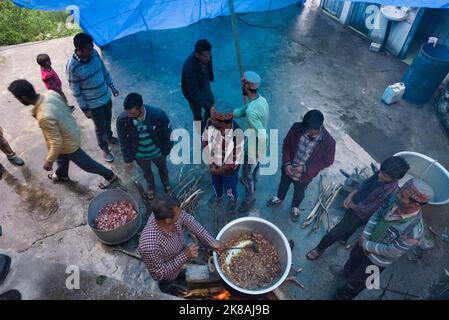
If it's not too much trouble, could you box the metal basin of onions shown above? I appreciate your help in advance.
[87,189,141,245]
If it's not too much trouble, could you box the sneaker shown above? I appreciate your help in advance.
[107,136,119,144]
[329,265,347,279]
[290,207,301,222]
[103,152,114,162]
[7,155,24,166]
[208,195,223,208]
[238,199,255,213]
[267,196,282,207]
[227,199,238,215]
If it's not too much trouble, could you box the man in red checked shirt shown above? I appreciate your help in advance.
[138,195,223,293]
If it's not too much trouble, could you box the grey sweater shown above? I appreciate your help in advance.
[362,195,423,267]
[66,49,113,111]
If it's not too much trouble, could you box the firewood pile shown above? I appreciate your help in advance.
[169,165,208,214]
[302,175,342,234]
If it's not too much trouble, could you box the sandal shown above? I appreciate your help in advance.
[99,174,119,190]
[306,248,323,261]
[47,173,70,182]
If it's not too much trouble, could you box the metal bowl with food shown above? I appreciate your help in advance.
[87,189,142,245]
[213,217,292,295]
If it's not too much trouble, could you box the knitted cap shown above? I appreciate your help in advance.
[401,178,434,203]
[242,71,261,89]
[210,105,233,121]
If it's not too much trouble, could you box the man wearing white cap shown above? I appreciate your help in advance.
[330,178,434,300]
[233,71,269,213]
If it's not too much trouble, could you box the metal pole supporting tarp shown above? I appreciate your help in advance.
[228,0,247,104]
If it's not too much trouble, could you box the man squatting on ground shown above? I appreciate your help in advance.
[267,110,336,222]
[306,156,410,260]
[329,178,434,300]
[138,195,223,293]
[66,32,119,163]
[232,71,269,213]
[117,93,173,200]
[8,79,118,188]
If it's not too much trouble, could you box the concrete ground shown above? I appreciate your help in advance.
[0,0,448,299]
[0,249,179,300]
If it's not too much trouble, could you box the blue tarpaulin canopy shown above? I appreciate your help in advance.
[11,0,449,46]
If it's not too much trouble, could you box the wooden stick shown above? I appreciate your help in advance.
[113,247,142,260]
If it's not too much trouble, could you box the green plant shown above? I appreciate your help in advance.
[0,0,81,46]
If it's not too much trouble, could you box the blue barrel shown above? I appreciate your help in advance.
[401,43,449,104]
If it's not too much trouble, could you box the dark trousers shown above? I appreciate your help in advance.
[189,102,211,132]
[55,148,114,180]
[158,269,186,294]
[317,209,368,251]
[276,170,309,208]
[212,172,238,200]
[136,156,170,190]
[241,162,260,203]
[336,244,385,300]
[0,128,15,158]
[91,99,113,153]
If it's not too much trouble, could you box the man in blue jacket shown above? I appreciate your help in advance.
[117,93,173,199]
[181,39,215,132]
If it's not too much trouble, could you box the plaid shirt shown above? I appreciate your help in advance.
[138,211,216,281]
[290,131,322,181]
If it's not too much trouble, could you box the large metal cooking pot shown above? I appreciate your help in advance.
[394,151,449,205]
[87,189,142,245]
[213,217,292,295]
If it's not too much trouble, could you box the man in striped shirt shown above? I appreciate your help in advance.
[66,33,119,162]
[138,195,222,292]
[117,93,173,200]
[329,178,434,300]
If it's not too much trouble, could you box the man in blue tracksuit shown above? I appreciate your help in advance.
[117,93,173,199]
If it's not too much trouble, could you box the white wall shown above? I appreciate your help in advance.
[335,3,420,57]
[385,8,420,56]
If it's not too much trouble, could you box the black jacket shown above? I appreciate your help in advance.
[116,105,173,163]
[181,53,215,108]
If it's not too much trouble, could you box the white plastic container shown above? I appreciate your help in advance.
[382,82,406,104]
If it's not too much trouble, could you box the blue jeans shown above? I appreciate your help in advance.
[91,99,113,153]
[241,162,260,203]
[55,148,114,180]
[212,172,238,200]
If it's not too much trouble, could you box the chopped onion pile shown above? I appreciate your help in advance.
[95,201,137,231]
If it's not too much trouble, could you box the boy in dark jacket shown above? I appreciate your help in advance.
[203,106,244,215]
[267,110,336,222]
[181,39,215,132]
[306,156,410,260]
[116,93,173,199]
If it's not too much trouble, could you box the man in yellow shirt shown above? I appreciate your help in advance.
[8,79,118,188]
